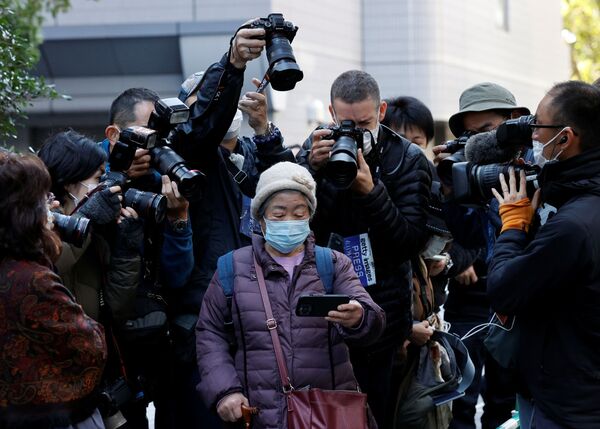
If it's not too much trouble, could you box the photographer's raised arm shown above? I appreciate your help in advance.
[174,26,266,163]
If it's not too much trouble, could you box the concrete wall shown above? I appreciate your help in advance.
[364,0,571,138]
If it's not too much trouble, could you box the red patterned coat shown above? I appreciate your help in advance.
[0,258,106,427]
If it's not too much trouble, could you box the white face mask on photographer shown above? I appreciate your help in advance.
[532,127,567,167]
[363,124,379,156]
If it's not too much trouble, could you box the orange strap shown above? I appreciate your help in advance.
[499,198,534,233]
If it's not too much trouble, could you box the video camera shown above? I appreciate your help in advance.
[438,117,539,206]
[322,119,366,189]
[436,131,473,186]
[249,13,304,91]
[110,98,206,201]
[451,162,540,206]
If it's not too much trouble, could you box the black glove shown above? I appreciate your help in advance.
[112,217,144,258]
[78,187,121,225]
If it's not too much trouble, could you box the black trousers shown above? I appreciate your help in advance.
[350,346,396,429]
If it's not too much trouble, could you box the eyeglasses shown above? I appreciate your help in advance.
[529,116,565,130]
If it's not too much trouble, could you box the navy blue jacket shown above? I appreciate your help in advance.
[487,147,600,428]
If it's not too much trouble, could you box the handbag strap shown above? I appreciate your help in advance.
[253,254,294,392]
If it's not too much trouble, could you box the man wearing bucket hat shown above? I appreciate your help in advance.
[439,83,529,429]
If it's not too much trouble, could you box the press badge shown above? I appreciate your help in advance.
[239,195,261,238]
[342,233,377,287]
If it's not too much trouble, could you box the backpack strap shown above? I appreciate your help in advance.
[217,251,236,352]
[315,245,334,294]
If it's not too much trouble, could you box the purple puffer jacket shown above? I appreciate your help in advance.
[196,234,385,429]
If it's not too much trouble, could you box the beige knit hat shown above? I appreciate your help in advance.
[251,162,317,219]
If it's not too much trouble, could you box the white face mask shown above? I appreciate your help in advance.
[532,127,567,167]
[363,124,379,156]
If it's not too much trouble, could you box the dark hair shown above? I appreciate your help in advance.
[330,70,380,105]
[547,81,600,151]
[109,87,159,129]
[0,152,61,262]
[383,96,435,141]
[593,77,600,88]
[38,130,107,203]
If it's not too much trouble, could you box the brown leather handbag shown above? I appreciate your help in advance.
[253,255,369,429]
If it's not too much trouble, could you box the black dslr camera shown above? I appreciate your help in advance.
[100,170,168,225]
[52,212,91,247]
[323,119,366,189]
[250,13,303,91]
[110,98,206,201]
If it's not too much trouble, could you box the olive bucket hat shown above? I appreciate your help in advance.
[448,82,530,137]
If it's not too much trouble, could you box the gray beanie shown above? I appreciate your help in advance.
[251,162,317,219]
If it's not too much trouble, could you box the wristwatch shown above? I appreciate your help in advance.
[441,252,454,276]
[169,218,189,233]
[255,121,274,137]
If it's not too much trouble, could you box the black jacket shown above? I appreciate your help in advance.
[170,54,294,315]
[297,125,431,348]
[487,147,600,428]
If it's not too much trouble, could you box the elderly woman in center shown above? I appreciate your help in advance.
[196,161,385,429]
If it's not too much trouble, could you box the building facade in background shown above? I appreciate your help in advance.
[17,0,570,150]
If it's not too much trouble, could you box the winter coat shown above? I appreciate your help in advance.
[55,234,141,323]
[0,258,106,428]
[296,125,431,348]
[487,147,600,428]
[196,235,385,429]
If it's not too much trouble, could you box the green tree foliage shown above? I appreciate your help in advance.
[562,0,600,82]
[0,0,70,141]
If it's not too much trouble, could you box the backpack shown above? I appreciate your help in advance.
[394,330,475,429]
[216,246,335,349]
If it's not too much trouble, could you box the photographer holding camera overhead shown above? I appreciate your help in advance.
[296,70,431,427]
[433,82,530,429]
[487,81,600,429]
[100,15,298,428]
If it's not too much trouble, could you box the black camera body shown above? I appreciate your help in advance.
[452,162,540,206]
[101,171,167,225]
[324,120,366,189]
[111,98,205,200]
[250,13,303,91]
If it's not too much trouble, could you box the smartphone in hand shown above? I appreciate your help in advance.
[296,294,350,317]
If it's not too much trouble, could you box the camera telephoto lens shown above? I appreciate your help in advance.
[52,212,91,247]
[124,189,167,224]
[266,35,303,91]
[150,146,206,199]
[327,134,359,189]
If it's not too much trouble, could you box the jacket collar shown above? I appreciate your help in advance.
[539,146,600,208]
